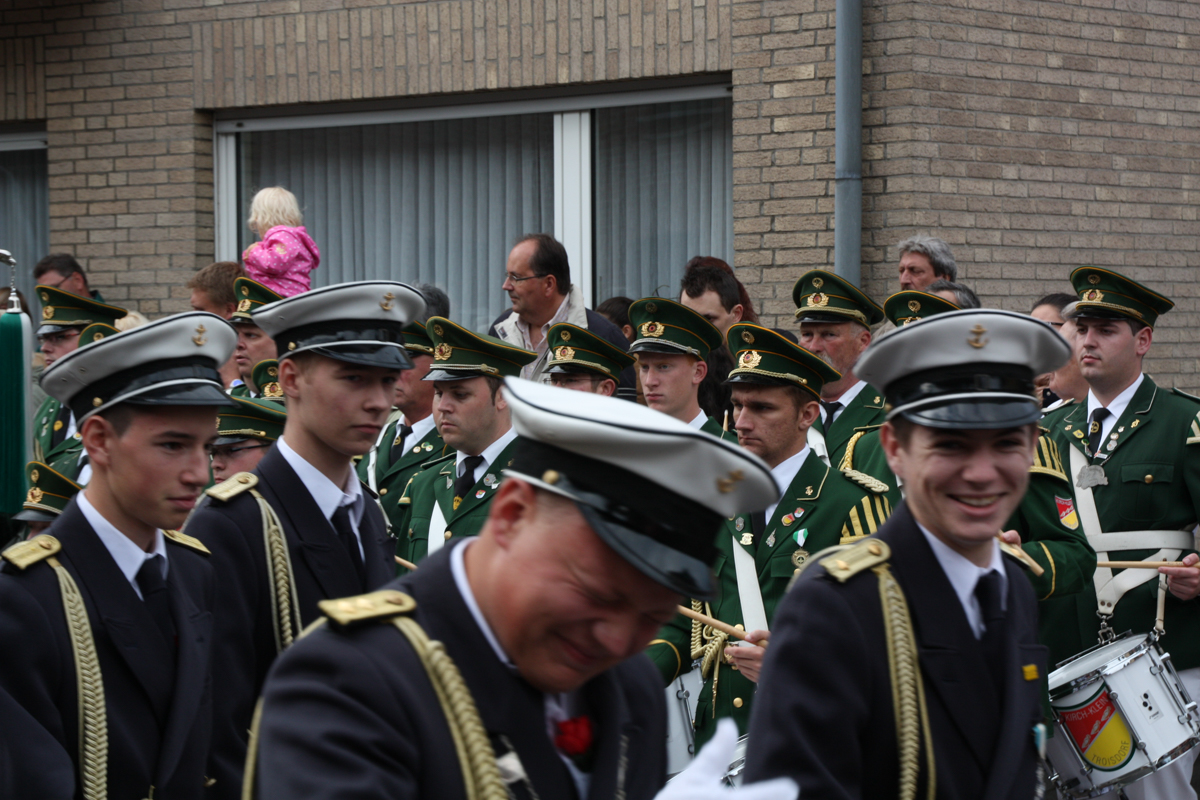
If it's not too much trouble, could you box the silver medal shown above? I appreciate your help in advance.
[1076,464,1108,490]
[765,532,776,548]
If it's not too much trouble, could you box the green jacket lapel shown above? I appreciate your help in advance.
[445,438,519,525]
[383,426,449,483]
[1098,376,1157,460]
[824,385,885,457]
[756,452,829,572]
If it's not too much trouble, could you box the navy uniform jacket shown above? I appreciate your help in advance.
[0,499,216,800]
[185,444,395,800]
[745,503,1046,800]
[253,544,667,800]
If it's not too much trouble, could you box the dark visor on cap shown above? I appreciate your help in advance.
[887,363,1040,430]
[67,356,234,419]
[276,320,412,369]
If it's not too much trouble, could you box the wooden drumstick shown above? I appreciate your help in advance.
[996,537,1045,577]
[1097,560,1197,570]
[676,605,767,649]
[395,555,419,571]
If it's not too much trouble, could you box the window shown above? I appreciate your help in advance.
[216,86,732,329]
[0,131,49,319]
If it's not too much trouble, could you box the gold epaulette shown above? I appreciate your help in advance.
[164,529,211,555]
[842,469,890,494]
[821,538,890,583]
[320,590,417,628]
[837,427,879,472]
[1,535,61,570]
[205,471,258,501]
[1030,435,1068,481]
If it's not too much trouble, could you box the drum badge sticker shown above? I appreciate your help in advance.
[1055,496,1079,530]
[1059,687,1135,771]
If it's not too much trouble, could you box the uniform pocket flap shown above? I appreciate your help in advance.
[1121,464,1173,485]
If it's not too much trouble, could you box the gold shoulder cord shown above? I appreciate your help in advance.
[688,599,729,715]
[251,489,302,651]
[838,430,867,471]
[874,563,935,800]
[48,556,108,800]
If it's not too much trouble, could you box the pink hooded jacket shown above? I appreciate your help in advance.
[242,225,320,297]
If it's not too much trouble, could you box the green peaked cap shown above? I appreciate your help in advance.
[215,395,287,446]
[16,461,82,522]
[545,323,634,379]
[232,277,283,323]
[424,316,537,380]
[883,290,960,328]
[78,322,120,347]
[792,270,884,327]
[627,297,723,360]
[35,285,126,334]
[726,323,841,400]
[402,320,434,355]
[251,359,282,400]
[1067,266,1174,328]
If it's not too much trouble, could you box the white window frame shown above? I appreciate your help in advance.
[0,131,48,152]
[213,83,729,306]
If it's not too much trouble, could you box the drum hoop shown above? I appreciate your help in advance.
[1049,636,1152,701]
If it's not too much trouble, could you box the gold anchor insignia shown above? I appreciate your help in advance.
[640,321,664,338]
[811,277,824,289]
[27,487,43,504]
[380,292,395,311]
[560,330,572,342]
[717,469,745,494]
[237,299,252,312]
[434,343,453,361]
[908,300,921,312]
[1088,274,1101,285]
[967,324,988,349]
[193,324,207,346]
[806,293,829,307]
[1083,289,1104,302]
[42,306,54,320]
[556,346,575,360]
[741,330,754,344]
[739,350,763,369]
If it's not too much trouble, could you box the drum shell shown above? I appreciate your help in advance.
[666,670,703,776]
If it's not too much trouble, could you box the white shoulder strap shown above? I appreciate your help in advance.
[427,495,450,555]
[807,425,830,467]
[731,536,769,640]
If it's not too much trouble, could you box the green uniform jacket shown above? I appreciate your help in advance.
[645,450,892,747]
[32,395,60,464]
[813,383,886,469]
[396,438,520,567]
[33,396,87,482]
[1045,378,1200,669]
[355,418,452,536]
[700,416,738,442]
[228,383,251,398]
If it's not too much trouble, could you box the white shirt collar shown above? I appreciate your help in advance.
[450,539,515,668]
[515,294,572,352]
[455,426,518,480]
[1086,372,1144,444]
[917,522,1006,639]
[277,436,364,521]
[78,490,168,600]
[687,409,708,431]
[766,446,810,523]
[823,379,867,425]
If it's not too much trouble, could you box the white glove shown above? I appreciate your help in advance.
[653,719,799,800]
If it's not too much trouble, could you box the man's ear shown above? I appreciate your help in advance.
[1135,325,1153,358]
[798,398,821,431]
[692,357,709,385]
[81,414,116,471]
[488,479,537,551]
[279,357,303,400]
[879,421,904,477]
[731,303,744,323]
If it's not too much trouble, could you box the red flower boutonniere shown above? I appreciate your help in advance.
[554,716,595,770]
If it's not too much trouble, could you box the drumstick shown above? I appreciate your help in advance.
[395,555,419,571]
[676,605,767,649]
[1097,561,1197,570]
[996,537,1046,577]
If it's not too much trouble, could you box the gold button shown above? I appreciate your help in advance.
[238,475,251,484]
[794,568,800,575]
[38,538,54,550]
[734,623,744,631]
[355,597,373,609]
[386,595,407,605]
[868,542,882,556]
[444,530,452,540]
[733,697,744,708]
[1145,474,1153,484]
[379,488,388,496]
[337,600,354,613]
[836,559,849,571]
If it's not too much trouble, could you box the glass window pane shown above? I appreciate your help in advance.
[239,114,554,332]
[0,148,49,317]
[592,98,734,303]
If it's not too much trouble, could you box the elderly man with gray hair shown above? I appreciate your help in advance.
[896,235,957,291]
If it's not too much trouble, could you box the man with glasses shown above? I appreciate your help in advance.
[544,322,633,397]
[489,233,634,395]
[31,285,126,468]
[229,277,283,397]
[32,253,107,302]
[209,396,286,483]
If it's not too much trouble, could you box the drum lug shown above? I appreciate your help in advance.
[1097,612,1117,645]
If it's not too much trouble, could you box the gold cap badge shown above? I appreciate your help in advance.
[560,330,572,342]
[908,300,920,312]
[806,293,828,308]
[811,277,824,289]
[1088,274,1101,285]
[26,487,43,504]
[42,306,54,320]
[739,350,763,369]
[237,299,252,312]
[640,321,665,338]
[556,346,575,360]
[1083,289,1104,302]
[434,343,453,361]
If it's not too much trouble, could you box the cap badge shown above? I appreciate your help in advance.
[717,469,745,494]
[241,286,250,296]
[556,346,576,361]
[42,306,54,320]
[560,330,572,342]
[812,277,824,289]
[1083,289,1104,302]
[640,321,665,338]
[237,299,252,312]
[806,293,828,308]
[93,332,104,340]
[645,302,658,313]
[26,487,43,504]
[739,350,763,369]
[40,292,49,302]
[267,366,278,377]
[30,469,39,483]
[741,330,754,344]
[192,324,207,347]
[262,382,283,398]
[967,324,988,349]
[908,300,921,312]
[434,343,453,361]
[1088,274,1101,285]
[288,342,296,351]
[433,324,445,337]
[380,292,395,311]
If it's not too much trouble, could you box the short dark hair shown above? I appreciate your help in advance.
[516,234,571,295]
[596,296,634,329]
[415,283,451,321]
[34,254,88,286]
[1032,293,1076,314]
[926,279,980,309]
[698,345,734,422]
[187,261,245,307]
[680,256,760,324]
[96,404,137,436]
[484,375,504,403]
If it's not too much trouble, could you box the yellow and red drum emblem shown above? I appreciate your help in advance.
[1058,686,1135,771]
[1055,496,1079,530]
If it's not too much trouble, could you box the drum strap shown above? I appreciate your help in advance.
[428,495,450,555]
[1067,445,1183,635]
[807,424,830,467]
[731,536,769,637]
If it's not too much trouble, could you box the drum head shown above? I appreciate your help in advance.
[1050,634,1149,690]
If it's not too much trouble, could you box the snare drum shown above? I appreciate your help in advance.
[665,669,703,776]
[1047,633,1200,799]
[723,735,749,786]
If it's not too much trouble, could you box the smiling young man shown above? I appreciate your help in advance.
[227,277,283,397]
[395,317,536,565]
[183,280,426,799]
[793,270,885,468]
[1045,268,1200,800]
[746,309,1070,800]
[248,378,783,800]
[0,312,236,799]
[646,324,888,748]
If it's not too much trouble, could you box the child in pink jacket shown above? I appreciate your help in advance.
[242,187,320,297]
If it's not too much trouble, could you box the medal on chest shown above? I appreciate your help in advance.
[1076,464,1108,490]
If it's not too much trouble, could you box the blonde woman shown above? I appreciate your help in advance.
[242,186,320,296]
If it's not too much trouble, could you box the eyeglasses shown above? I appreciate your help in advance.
[1047,321,1064,329]
[209,443,271,460]
[37,273,71,290]
[38,329,81,347]
[504,272,545,285]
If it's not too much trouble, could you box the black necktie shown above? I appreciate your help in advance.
[389,423,415,463]
[454,455,485,506]
[1088,407,1111,458]
[332,505,367,588]
[975,571,1006,693]
[49,404,72,448]
[750,509,767,548]
[821,401,843,427]
[136,555,177,654]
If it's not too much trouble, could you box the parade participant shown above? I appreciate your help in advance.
[896,235,957,291]
[628,297,731,437]
[646,323,891,747]
[545,322,634,396]
[228,277,282,398]
[1042,302,1090,411]
[33,253,107,302]
[926,278,980,310]
[746,308,1069,799]
[0,311,236,799]
[188,261,247,388]
[31,286,126,464]
[394,318,536,564]
[1046,267,1200,800]
[248,378,785,800]
[11,461,82,539]
[183,280,426,799]
[793,270,886,467]
[209,396,286,483]
[357,319,452,533]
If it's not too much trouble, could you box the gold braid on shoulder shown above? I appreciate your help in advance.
[689,599,730,717]
[252,489,303,651]
[838,430,868,472]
